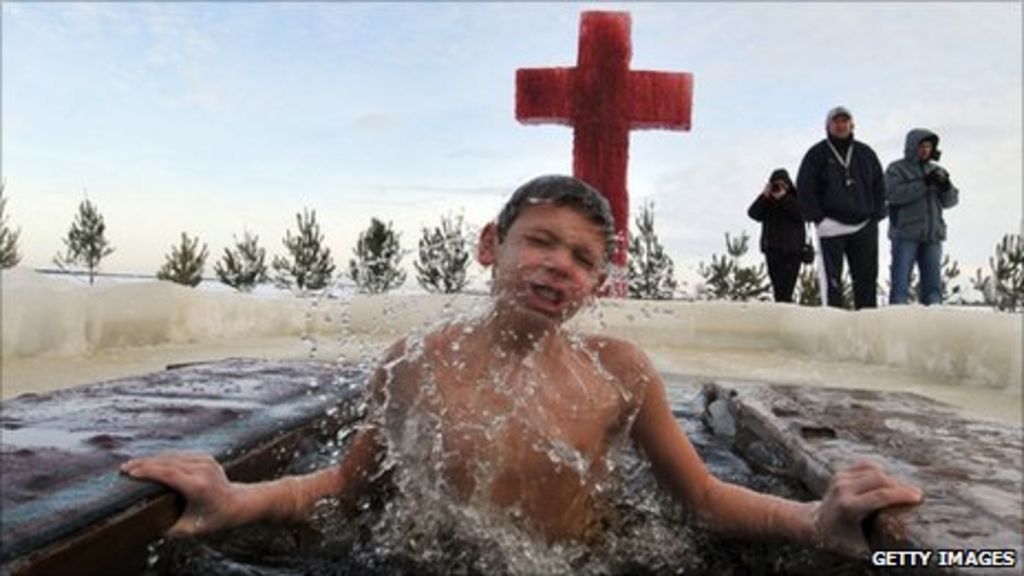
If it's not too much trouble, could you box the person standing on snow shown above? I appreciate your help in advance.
[884,128,959,305]
[797,106,887,309]
[748,168,806,303]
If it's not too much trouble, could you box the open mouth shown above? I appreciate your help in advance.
[526,282,567,314]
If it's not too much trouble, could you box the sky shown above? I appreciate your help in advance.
[2,2,1021,292]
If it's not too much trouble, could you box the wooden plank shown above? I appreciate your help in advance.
[0,358,368,576]
[700,381,1023,571]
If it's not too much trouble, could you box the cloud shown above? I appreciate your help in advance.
[349,114,400,133]
[5,2,1020,279]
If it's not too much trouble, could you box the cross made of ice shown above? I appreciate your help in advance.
[516,11,693,296]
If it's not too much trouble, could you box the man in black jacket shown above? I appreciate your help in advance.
[796,106,886,309]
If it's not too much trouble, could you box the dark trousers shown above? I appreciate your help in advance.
[765,251,801,303]
[819,220,878,309]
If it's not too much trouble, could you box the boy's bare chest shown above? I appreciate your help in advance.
[428,361,626,488]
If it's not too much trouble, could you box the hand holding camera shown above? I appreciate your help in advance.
[767,181,787,200]
[924,167,952,192]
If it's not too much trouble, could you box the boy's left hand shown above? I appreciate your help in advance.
[811,460,923,557]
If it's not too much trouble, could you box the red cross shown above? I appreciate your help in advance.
[516,11,693,296]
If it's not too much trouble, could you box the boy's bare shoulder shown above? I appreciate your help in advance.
[377,321,465,369]
[582,334,648,360]
[380,337,410,364]
[580,334,660,387]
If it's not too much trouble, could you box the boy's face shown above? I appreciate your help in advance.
[479,203,608,324]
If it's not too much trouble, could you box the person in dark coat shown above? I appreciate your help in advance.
[796,106,886,309]
[748,168,805,302]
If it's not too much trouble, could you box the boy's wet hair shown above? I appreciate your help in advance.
[496,175,617,262]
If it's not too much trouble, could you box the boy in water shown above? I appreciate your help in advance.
[122,175,921,558]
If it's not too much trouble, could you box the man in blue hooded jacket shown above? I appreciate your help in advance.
[884,128,959,305]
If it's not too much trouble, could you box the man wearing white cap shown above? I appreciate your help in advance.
[796,106,886,309]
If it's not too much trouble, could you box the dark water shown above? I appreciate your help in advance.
[144,386,873,576]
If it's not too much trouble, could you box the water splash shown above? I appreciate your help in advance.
[143,237,881,573]
[149,362,866,574]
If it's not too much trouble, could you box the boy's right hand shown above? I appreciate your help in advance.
[121,453,245,537]
[812,460,923,557]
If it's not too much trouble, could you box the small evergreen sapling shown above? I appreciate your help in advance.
[157,232,209,287]
[54,197,115,284]
[0,184,21,269]
[272,209,336,292]
[697,232,770,301]
[215,230,269,292]
[415,214,470,294]
[349,218,406,294]
[627,201,677,300]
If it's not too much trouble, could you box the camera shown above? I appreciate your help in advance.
[927,168,948,183]
[925,167,951,191]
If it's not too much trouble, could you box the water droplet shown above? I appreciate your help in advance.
[146,540,162,567]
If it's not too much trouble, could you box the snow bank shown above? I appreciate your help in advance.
[1,268,340,359]
[348,294,1022,391]
[3,267,1018,392]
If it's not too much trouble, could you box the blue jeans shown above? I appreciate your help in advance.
[889,239,942,305]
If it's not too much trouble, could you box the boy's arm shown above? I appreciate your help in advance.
[121,340,404,537]
[121,427,383,537]
[627,349,921,556]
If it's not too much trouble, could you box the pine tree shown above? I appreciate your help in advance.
[794,265,818,306]
[215,230,269,292]
[157,232,208,287]
[0,184,22,269]
[971,233,1023,312]
[941,255,963,304]
[53,197,114,284]
[414,214,470,294]
[795,265,854,308]
[627,201,677,300]
[349,217,406,294]
[697,232,770,301]
[272,208,336,292]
